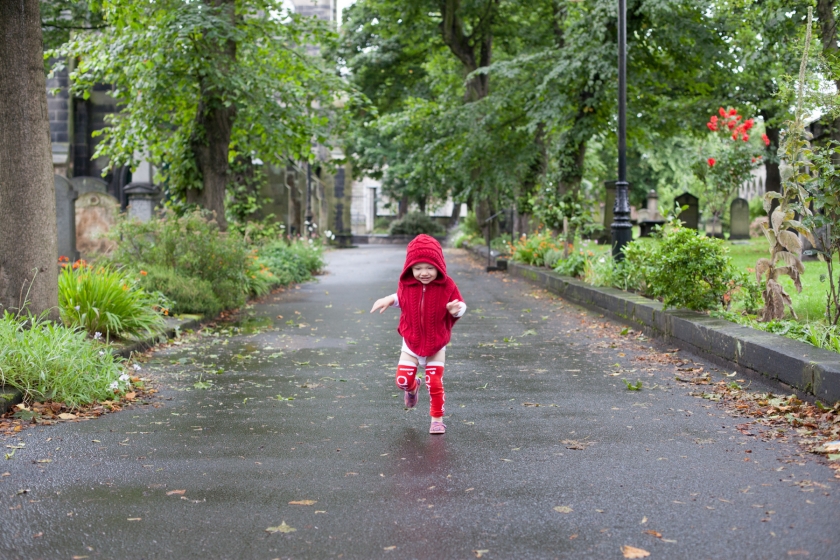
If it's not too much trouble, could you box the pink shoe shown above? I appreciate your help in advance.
[404,388,418,408]
[429,421,446,434]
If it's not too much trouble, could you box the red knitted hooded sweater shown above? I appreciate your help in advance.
[397,234,464,356]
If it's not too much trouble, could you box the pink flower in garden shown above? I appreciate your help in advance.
[761,133,770,146]
[708,158,716,167]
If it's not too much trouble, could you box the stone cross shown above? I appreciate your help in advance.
[54,175,79,262]
[729,197,750,240]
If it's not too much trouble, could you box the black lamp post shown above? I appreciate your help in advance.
[611,0,632,260]
[305,162,313,237]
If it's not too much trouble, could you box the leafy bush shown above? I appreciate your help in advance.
[0,311,130,407]
[509,232,563,267]
[373,217,392,233]
[624,225,744,311]
[257,238,324,286]
[554,251,588,277]
[108,209,250,313]
[58,262,166,340]
[137,265,223,317]
[389,212,445,236]
[490,234,512,254]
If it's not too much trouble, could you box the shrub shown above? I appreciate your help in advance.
[58,262,166,340]
[625,226,743,311]
[509,232,563,267]
[257,238,324,286]
[373,217,392,233]
[389,212,445,236]
[137,265,223,316]
[0,311,130,407]
[554,251,588,278]
[108,209,250,312]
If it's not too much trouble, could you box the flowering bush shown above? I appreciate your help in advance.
[508,232,564,267]
[703,107,769,232]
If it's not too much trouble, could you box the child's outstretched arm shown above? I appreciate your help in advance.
[370,294,397,314]
[446,299,467,317]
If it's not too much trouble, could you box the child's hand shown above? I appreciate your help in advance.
[446,300,463,316]
[370,295,396,314]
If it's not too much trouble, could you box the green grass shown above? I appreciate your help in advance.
[726,238,834,321]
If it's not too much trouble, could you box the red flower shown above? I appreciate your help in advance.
[761,133,770,146]
[708,158,716,167]
[719,107,727,117]
[732,132,738,140]
[710,115,718,123]
[744,118,754,130]
[742,134,749,142]
[751,157,756,163]
[734,115,742,121]
[727,120,736,130]
[728,108,737,116]
[707,122,718,131]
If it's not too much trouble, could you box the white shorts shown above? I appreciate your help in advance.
[401,338,445,368]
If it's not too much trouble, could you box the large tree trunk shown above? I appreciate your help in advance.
[0,0,59,319]
[186,0,237,231]
[817,0,840,144]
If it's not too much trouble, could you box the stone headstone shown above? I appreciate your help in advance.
[69,176,108,196]
[76,191,120,256]
[729,197,750,240]
[675,192,699,230]
[55,175,80,262]
[124,182,162,223]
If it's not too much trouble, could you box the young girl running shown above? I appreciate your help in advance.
[370,234,467,434]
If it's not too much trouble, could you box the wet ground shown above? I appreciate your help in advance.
[1,246,839,560]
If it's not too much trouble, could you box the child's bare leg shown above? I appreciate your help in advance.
[426,348,446,422]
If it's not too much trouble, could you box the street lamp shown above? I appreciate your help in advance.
[611,0,632,260]
[305,162,314,237]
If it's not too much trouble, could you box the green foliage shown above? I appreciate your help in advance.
[509,232,563,268]
[136,265,224,317]
[715,311,840,355]
[108,210,250,313]
[388,212,444,237]
[257,239,324,286]
[49,0,353,211]
[0,311,129,407]
[625,226,745,311]
[554,251,588,278]
[58,263,166,340]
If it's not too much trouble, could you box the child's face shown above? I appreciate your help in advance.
[412,262,438,284]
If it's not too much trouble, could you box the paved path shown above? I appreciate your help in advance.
[2,246,839,560]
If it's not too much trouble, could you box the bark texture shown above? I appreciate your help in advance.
[186,0,237,231]
[0,0,59,319]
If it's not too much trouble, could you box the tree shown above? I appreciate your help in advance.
[54,0,352,230]
[0,0,59,319]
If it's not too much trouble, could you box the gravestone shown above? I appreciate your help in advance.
[639,189,666,237]
[124,182,161,223]
[55,175,80,262]
[675,192,699,230]
[729,197,750,240]
[76,191,120,256]
[69,176,108,196]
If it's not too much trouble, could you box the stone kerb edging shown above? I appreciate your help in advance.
[461,245,840,403]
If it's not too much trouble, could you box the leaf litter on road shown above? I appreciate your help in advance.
[265,521,296,534]
[621,545,650,558]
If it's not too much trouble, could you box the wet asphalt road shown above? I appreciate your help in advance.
[1,245,839,560]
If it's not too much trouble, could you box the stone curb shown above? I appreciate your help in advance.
[0,315,205,415]
[352,234,448,245]
[463,245,840,404]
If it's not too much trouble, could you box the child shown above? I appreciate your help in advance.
[370,234,466,434]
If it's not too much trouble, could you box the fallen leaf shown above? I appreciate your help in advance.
[289,500,317,506]
[166,489,186,496]
[266,521,296,534]
[643,530,662,538]
[35,459,52,464]
[58,413,76,420]
[473,550,490,558]
[621,545,650,558]
[32,532,43,538]
[127,518,141,521]
[553,506,573,514]
[384,546,396,551]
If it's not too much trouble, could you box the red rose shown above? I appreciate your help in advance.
[708,158,716,167]
[727,120,736,129]
[744,118,754,130]
[719,107,727,117]
[728,108,737,116]
[742,134,749,142]
[707,122,717,131]
[761,133,770,146]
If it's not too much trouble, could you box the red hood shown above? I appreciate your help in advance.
[400,234,447,284]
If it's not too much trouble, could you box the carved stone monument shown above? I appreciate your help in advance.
[76,191,120,256]
[124,182,162,223]
[69,176,108,196]
[55,175,80,261]
[674,192,699,230]
[729,197,750,240]
[638,189,666,237]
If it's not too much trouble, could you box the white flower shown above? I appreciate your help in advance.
[99,351,105,356]
[110,381,119,391]
[132,364,141,372]
[94,332,102,340]
[599,257,605,263]
[119,373,130,382]
[74,305,80,311]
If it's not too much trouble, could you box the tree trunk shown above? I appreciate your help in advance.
[186,0,237,231]
[0,0,59,319]
[817,0,840,145]
[448,199,462,229]
[398,194,409,218]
